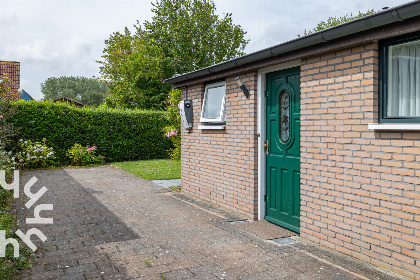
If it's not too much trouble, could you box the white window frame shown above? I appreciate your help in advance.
[257,60,301,220]
[200,81,226,123]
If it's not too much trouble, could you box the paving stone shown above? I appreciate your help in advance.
[63,263,98,275]
[18,166,407,280]
[136,264,171,277]
[246,272,277,280]
[56,272,86,280]
[44,259,79,271]
[159,268,195,279]
[23,268,65,279]
[188,263,225,277]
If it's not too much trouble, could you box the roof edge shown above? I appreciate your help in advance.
[165,1,420,85]
[21,89,35,100]
[52,96,87,106]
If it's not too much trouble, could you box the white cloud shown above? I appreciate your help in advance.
[0,0,412,99]
[62,36,93,57]
[4,40,58,63]
[0,14,18,26]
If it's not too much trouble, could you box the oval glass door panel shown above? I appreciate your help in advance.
[279,90,290,143]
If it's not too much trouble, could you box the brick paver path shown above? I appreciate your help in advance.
[18,166,406,280]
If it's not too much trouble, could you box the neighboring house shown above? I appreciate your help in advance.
[0,61,33,101]
[52,96,86,108]
[166,2,420,279]
[0,60,20,94]
[20,90,34,101]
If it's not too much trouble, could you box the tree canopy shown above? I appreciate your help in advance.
[98,27,170,110]
[299,9,378,37]
[143,0,249,76]
[41,76,108,107]
[98,0,249,109]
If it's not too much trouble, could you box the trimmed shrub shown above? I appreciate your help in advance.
[15,138,57,169]
[66,144,104,166]
[9,100,172,163]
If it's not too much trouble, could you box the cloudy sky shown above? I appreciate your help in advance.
[0,0,410,100]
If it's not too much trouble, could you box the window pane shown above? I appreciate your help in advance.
[203,85,225,119]
[279,90,290,143]
[387,39,420,117]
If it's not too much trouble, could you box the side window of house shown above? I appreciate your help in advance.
[200,81,226,123]
[380,33,420,123]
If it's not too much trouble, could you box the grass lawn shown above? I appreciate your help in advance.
[111,159,181,180]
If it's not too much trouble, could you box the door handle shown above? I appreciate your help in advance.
[264,140,269,155]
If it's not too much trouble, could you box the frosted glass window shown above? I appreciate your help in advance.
[279,91,290,143]
[200,82,226,122]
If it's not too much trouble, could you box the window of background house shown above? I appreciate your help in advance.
[200,81,226,123]
[380,33,420,123]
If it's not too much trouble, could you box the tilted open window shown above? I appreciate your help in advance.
[200,81,226,123]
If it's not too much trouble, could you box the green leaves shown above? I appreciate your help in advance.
[98,28,171,110]
[300,9,378,37]
[15,138,56,169]
[98,0,248,110]
[66,144,104,166]
[9,100,173,163]
[41,76,108,107]
[144,0,248,76]
[0,189,33,279]
[163,89,181,160]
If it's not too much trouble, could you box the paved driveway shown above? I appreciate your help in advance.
[18,166,406,280]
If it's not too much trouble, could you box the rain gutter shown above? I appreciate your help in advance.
[165,1,420,85]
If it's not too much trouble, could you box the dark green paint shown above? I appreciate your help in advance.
[265,67,301,233]
[379,31,420,123]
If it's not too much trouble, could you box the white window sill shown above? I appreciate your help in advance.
[368,123,420,131]
[198,125,226,130]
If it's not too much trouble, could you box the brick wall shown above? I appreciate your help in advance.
[181,72,259,219]
[300,43,420,279]
[0,61,20,94]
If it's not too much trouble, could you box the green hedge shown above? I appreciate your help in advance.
[9,100,172,163]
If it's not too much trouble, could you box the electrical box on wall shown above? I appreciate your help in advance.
[179,100,193,129]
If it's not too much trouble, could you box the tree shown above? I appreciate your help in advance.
[144,0,249,76]
[41,76,108,107]
[98,0,249,109]
[98,27,171,110]
[299,9,378,37]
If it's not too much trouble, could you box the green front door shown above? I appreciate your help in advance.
[265,67,300,233]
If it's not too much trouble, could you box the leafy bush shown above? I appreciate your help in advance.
[0,70,33,278]
[163,89,181,160]
[0,75,20,142]
[9,100,172,163]
[15,139,56,169]
[0,210,33,279]
[1,72,20,182]
[0,150,16,181]
[0,152,33,279]
[66,144,104,166]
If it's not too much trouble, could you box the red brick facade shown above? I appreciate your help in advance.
[300,43,419,279]
[0,61,20,94]
[180,72,259,219]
